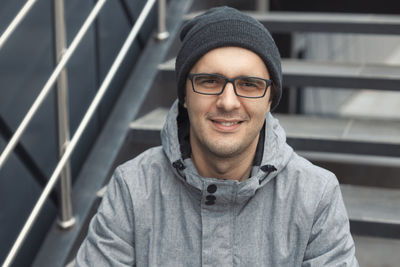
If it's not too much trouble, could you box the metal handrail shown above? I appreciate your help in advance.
[0,0,107,169]
[1,0,162,265]
[1,0,107,265]
[0,0,38,50]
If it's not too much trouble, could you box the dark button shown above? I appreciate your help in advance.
[206,195,216,201]
[207,184,217,193]
[172,160,185,170]
[205,200,215,205]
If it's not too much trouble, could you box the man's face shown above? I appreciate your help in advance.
[184,46,272,159]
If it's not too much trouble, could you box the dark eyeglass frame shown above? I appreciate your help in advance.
[187,73,272,99]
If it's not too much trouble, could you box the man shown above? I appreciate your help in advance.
[76,6,358,266]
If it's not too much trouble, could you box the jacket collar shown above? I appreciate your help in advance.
[161,100,293,202]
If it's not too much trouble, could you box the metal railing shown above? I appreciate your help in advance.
[0,0,168,266]
[0,0,38,50]
[53,0,75,230]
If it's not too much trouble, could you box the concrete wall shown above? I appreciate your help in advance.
[299,33,400,117]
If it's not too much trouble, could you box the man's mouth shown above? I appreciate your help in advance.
[206,113,248,131]
[216,121,240,126]
[210,119,244,131]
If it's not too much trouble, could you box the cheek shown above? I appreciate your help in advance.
[185,87,213,114]
[253,110,267,124]
[261,91,272,114]
[184,83,190,108]
[184,88,195,111]
[186,98,204,121]
[266,100,271,113]
[245,100,270,124]
[185,89,201,121]
[184,81,200,109]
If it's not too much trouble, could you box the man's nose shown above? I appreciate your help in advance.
[216,82,241,111]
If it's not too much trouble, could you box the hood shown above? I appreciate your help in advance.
[161,100,293,185]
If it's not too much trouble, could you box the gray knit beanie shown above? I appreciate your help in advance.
[175,6,282,110]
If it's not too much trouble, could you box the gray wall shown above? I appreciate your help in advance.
[298,33,400,116]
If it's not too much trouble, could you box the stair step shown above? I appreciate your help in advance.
[130,109,400,237]
[354,235,400,267]
[130,108,400,157]
[345,184,400,239]
[342,184,400,225]
[282,60,400,91]
[185,11,400,35]
[159,58,400,91]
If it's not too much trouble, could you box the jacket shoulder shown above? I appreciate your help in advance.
[118,146,167,174]
[276,152,340,216]
[285,152,339,188]
[115,146,174,196]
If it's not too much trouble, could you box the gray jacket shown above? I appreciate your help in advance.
[76,100,358,266]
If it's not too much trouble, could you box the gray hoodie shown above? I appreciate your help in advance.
[76,100,358,266]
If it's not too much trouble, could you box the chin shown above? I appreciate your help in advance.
[207,141,245,158]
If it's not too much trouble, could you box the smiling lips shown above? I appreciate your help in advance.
[211,119,244,132]
[206,112,249,132]
[218,121,239,126]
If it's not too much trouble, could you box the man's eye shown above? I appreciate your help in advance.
[196,76,221,86]
[243,82,257,87]
[238,78,264,89]
[203,79,217,84]
[239,80,257,88]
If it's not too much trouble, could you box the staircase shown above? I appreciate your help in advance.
[126,4,400,267]
[33,0,400,266]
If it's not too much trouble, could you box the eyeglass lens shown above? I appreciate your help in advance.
[192,74,268,98]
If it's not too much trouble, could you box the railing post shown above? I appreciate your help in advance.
[53,0,75,229]
[154,0,169,41]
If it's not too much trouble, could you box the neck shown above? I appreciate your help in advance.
[191,136,259,181]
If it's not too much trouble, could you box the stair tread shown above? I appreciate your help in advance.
[130,108,168,130]
[159,59,400,90]
[341,184,400,224]
[282,60,400,80]
[185,11,400,34]
[131,108,400,144]
[354,235,400,266]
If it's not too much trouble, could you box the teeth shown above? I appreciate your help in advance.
[218,121,237,126]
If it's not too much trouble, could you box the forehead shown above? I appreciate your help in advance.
[190,46,270,78]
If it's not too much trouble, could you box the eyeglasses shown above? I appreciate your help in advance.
[188,73,272,98]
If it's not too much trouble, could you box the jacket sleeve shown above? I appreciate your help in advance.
[302,177,359,267]
[75,168,135,266]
